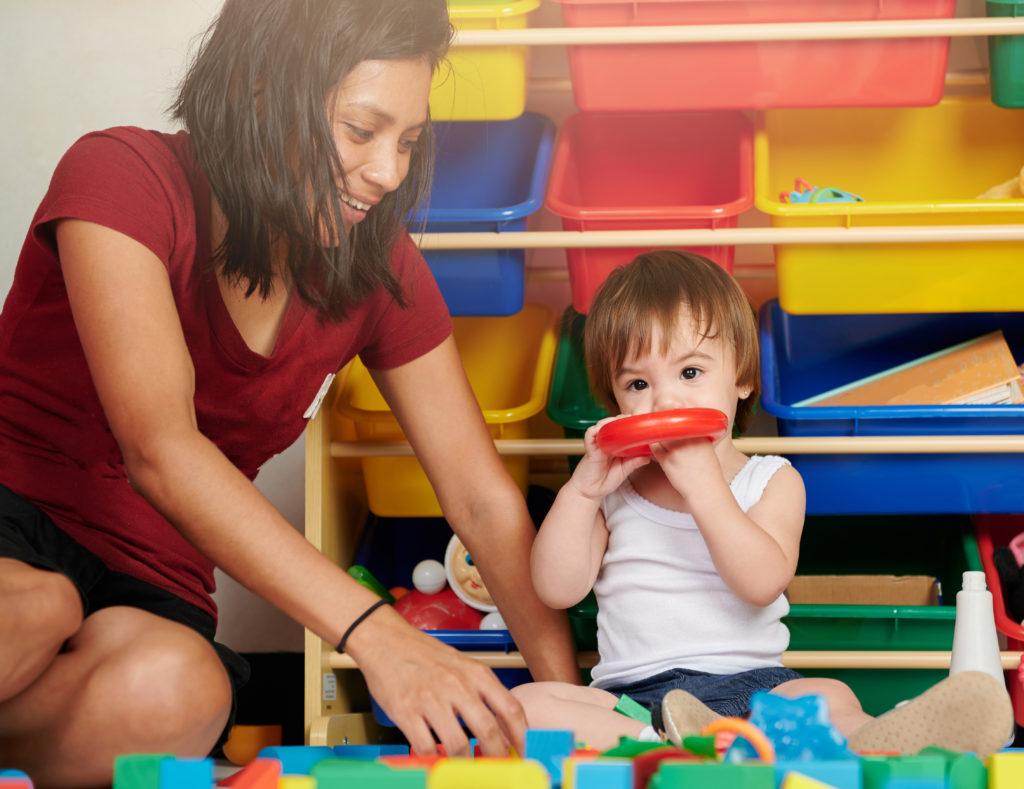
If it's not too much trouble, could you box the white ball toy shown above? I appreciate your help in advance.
[479,612,507,630]
[412,559,447,595]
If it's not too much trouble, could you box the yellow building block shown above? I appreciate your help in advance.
[278,778,316,789]
[427,758,549,789]
[782,774,840,789]
[988,752,1024,788]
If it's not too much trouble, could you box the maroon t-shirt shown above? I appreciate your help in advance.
[0,127,452,619]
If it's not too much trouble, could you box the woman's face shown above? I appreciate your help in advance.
[329,58,432,228]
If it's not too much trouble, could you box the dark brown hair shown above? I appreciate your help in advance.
[584,250,760,433]
[172,0,452,320]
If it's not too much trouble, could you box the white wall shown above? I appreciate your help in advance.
[0,0,304,652]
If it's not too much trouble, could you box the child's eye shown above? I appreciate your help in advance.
[626,379,648,392]
[681,367,702,380]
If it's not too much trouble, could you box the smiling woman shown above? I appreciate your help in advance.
[0,1,578,785]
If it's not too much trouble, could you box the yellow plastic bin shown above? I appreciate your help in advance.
[429,0,539,121]
[755,97,1024,314]
[336,305,556,517]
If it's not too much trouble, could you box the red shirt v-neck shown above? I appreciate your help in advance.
[0,127,452,619]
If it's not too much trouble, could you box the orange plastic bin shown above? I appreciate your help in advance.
[550,0,956,111]
[545,112,753,315]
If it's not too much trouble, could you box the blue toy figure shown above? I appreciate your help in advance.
[781,178,864,204]
[726,691,853,763]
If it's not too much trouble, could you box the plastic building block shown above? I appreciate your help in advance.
[917,747,986,789]
[563,759,631,789]
[780,775,840,789]
[731,692,850,763]
[633,748,698,788]
[277,779,315,789]
[312,759,424,788]
[333,744,410,760]
[255,746,333,776]
[436,740,482,758]
[380,755,443,770]
[648,762,775,789]
[613,694,652,726]
[860,755,946,789]
[989,752,1024,789]
[113,754,173,788]
[601,738,669,759]
[222,725,282,766]
[217,758,280,788]
[0,770,32,789]
[774,760,860,789]
[427,758,549,789]
[158,758,213,789]
[525,729,575,784]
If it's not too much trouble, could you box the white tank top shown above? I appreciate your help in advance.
[590,455,792,688]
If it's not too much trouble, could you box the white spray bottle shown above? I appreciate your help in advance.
[949,571,1004,684]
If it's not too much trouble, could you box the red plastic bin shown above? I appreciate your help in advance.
[545,112,753,315]
[973,514,1024,726]
[551,0,956,111]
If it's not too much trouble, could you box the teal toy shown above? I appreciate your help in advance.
[780,178,864,204]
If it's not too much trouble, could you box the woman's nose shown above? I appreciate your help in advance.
[363,142,403,194]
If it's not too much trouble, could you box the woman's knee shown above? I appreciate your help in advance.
[1,562,82,644]
[88,618,231,751]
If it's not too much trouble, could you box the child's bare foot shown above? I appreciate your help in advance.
[848,671,1013,758]
[661,689,722,746]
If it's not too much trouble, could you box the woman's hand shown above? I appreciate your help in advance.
[571,416,651,501]
[346,605,527,757]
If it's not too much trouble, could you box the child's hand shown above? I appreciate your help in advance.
[570,416,651,500]
[650,436,723,501]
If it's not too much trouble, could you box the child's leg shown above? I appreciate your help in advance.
[771,677,873,737]
[511,682,650,751]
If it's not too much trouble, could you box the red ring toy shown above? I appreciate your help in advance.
[595,408,729,458]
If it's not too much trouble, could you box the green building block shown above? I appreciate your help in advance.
[112,754,173,789]
[312,758,425,788]
[918,747,987,789]
[861,754,947,789]
[601,737,672,758]
[648,761,774,789]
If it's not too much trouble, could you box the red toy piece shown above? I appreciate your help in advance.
[596,408,729,458]
[394,587,483,630]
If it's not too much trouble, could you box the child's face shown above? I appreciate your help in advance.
[611,307,752,434]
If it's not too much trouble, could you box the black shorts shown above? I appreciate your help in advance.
[0,483,250,751]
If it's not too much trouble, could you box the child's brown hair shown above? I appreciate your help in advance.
[583,250,760,433]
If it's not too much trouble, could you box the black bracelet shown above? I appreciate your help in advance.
[336,598,389,654]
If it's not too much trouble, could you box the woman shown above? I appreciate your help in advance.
[0,1,577,783]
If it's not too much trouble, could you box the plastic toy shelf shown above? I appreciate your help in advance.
[327,650,1024,672]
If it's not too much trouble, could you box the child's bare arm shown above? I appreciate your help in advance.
[654,441,805,606]
[531,488,609,609]
[532,417,649,609]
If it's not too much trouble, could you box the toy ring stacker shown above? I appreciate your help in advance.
[595,408,729,458]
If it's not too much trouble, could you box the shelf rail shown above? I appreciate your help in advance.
[453,17,1024,47]
[329,650,1024,671]
[331,435,1024,459]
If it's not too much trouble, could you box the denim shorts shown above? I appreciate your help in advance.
[602,665,801,730]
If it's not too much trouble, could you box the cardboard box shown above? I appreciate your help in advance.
[787,575,940,606]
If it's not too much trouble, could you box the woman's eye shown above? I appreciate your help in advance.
[681,367,701,380]
[345,124,372,141]
[627,379,648,392]
[399,137,419,153]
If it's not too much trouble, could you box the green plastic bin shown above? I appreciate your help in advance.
[569,516,981,715]
[988,0,1024,108]
[547,309,607,471]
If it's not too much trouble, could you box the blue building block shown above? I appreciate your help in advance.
[332,744,410,760]
[158,758,213,789]
[525,729,575,786]
[775,760,860,789]
[573,760,632,789]
[256,746,334,775]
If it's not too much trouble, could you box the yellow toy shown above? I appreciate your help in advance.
[979,165,1024,199]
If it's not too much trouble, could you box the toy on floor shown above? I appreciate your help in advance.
[780,178,864,204]
[726,691,852,763]
[595,408,729,458]
[978,165,1024,200]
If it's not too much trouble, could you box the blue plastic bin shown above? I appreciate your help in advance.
[759,300,1024,514]
[416,113,555,316]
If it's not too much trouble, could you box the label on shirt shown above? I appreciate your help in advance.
[323,672,337,702]
[303,373,336,420]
